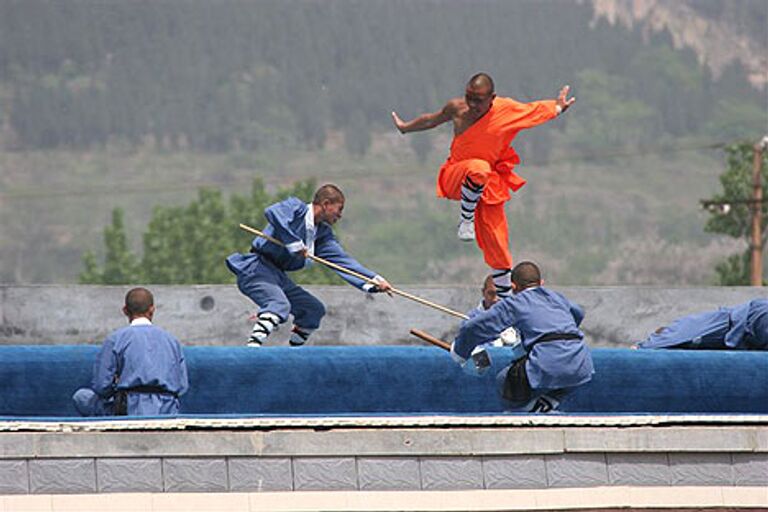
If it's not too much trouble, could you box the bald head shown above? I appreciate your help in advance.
[313,183,345,206]
[467,73,495,95]
[124,287,154,319]
[511,261,542,292]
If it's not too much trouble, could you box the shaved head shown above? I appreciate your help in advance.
[511,261,542,291]
[125,287,154,317]
[313,183,345,205]
[467,73,495,95]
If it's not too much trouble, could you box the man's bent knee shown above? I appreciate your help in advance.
[463,159,493,185]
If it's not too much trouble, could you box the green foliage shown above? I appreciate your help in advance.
[704,142,768,285]
[80,178,340,285]
[79,209,141,284]
[704,143,768,239]
[714,251,751,286]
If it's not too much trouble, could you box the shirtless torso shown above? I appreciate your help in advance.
[392,84,498,137]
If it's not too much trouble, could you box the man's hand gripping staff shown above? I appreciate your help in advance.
[410,328,491,375]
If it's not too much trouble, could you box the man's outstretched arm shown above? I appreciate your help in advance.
[391,101,454,134]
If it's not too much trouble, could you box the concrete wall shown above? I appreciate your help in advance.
[1,284,766,347]
[0,424,765,495]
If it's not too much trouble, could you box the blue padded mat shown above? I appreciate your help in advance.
[0,346,765,416]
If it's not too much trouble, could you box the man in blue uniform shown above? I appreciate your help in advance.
[637,299,768,350]
[226,184,392,346]
[453,261,593,412]
[73,287,189,416]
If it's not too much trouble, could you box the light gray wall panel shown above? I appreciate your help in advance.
[420,457,483,490]
[292,457,357,491]
[669,453,734,486]
[731,453,767,486]
[163,458,228,492]
[96,458,162,493]
[482,455,547,489]
[607,453,670,486]
[29,458,96,494]
[228,457,293,492]
[0,460,28,494]
[545,454,609,488]
[357,457,421,490]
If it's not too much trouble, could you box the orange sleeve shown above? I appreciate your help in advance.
[500,98,558,130]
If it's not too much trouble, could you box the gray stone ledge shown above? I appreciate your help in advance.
[1,426,765,459]
[564,426,764,453]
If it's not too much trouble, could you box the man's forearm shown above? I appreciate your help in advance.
[401,114,442,133]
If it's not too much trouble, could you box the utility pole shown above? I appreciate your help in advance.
[751,136,768,286]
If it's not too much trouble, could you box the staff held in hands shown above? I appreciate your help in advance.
[238,223,469,320]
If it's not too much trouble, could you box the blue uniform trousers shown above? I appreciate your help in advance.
[236,255,325,329]
[73,388,181,416]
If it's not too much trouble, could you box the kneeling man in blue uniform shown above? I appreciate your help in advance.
[453,261,594,412]
[226,184,392,346]
[73,287,189,416]
[637,298,768,350]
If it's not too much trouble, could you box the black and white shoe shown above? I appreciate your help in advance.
[529,394,560,414]
[246,337,263,348]
[289,326,312,347]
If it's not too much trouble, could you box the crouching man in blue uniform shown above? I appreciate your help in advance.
[73,287,189,416]
[226,184,392,347]
[637,299,768,350]
[453,261,594,413]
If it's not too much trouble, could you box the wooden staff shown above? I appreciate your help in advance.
[239,223,469,320]
[410,328,451,351]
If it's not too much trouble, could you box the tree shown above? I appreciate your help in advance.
[79,209,142,284]
[81,179,340,285]
[704,142,768,285]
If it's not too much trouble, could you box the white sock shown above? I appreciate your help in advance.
[250,312,280,344]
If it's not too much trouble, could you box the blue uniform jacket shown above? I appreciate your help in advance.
[638,299,768,350]
[226,197,376,290]
[455,287,594,390]
[92,324,189,415]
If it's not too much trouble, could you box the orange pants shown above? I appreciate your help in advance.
[437,159,512,269]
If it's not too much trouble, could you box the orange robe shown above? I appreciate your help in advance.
[437,97,558,269]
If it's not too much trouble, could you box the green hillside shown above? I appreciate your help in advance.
[0,0,764,284]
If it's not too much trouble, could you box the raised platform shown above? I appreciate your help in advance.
[0,415,766,509]
[0,345,766,507]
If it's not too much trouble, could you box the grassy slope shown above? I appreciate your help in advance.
[0,132,736,285]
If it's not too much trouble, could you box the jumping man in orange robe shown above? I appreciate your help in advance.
[392,73,575,297]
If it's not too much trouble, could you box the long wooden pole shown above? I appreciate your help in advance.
[239,223,469,320]
[410,328,451,351]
